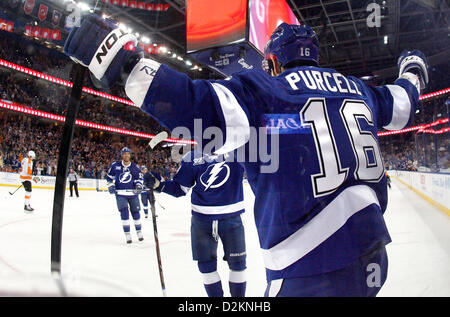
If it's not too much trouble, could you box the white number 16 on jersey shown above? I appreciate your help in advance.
[300,98,384,197]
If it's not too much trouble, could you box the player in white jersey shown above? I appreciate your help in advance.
[20,150,35,213]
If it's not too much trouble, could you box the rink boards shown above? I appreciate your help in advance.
[0,171,108,191]
[388,170,450,216]
[0,170,448,213]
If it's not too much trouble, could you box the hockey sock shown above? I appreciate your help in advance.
[202,273,223,297]
[131,213,142,231]
[228,261,246,297]
[198,261,223,297]
[229,270,247,297]
[122,220,131,233]
[24,191,31,205]
[120,209,131,233]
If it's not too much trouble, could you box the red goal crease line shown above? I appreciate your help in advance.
[0,100,196,145]
[0,58,449,106]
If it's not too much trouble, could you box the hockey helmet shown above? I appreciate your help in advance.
[27,150,36,159]
[263,23,319,76]
[121,147,131,155]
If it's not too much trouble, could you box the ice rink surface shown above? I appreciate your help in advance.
[0,178,449,297]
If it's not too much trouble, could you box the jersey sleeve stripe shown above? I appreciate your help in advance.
[210,83,250,155]
[180,185,190,194]
[261,185,380,271]
[383,84,412,130]
[125,58,161,107]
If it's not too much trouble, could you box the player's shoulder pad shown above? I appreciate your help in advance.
[110,161,120,167]
[231,68,269,84]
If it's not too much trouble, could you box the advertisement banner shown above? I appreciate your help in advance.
[0,172,108,191]
[390,170,450,212]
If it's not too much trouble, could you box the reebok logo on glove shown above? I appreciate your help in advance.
[140,65,158,77]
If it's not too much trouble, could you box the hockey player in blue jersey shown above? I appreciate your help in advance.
[146,151,247,297]
[106,147,145,244]
[64,16,428,296]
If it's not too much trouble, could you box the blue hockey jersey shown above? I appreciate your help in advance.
[124,59,419,281]
[158,151,245,220]
[106,161,143,196]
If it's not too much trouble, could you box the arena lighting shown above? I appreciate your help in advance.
[419,88,450,100]
[0,98,445,144]
[0,59,137,107]
[417,127,450,134]
[0,58,448,110]
[378,117,449,137]
[0,100,197,145]
[77,2,90,11]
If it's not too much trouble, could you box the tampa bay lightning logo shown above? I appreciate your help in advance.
[119,171,132,184]
[200,162,230,191]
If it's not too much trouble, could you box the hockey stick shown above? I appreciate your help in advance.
[148,131,168,297]
[50,63,86,281]
[9,184,22,195]
[118,188,166,210]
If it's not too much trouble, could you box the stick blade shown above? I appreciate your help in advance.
[149,131,168,149]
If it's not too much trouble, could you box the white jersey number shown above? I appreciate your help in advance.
[300,98,384,197]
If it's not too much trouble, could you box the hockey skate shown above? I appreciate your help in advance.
[137,230,144,241]
[125,232,132,244]
[24,205,34,213]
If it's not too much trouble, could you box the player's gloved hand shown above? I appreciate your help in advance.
[145,172,161,190]
[64,14,143,88]
[398,50,428,91]
[108,184,116,194]
[133,183,144,195]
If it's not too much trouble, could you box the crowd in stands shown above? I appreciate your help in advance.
[380,95,450,172]
[0,31,129,99]
[0,30,449,178]
[0,112,180,179]
[0,71,162,134]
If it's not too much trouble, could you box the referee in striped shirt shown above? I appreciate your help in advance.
[68,168,79,198]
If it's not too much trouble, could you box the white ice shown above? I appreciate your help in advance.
[0,178,449,296]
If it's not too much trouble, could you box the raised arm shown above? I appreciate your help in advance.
[63,14,255,154]
[357,50,428,131]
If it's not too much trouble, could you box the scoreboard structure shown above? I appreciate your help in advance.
[186,0,299,76]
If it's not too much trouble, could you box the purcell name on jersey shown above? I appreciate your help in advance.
[126,60,419,281]
[106,161,143,196]
[159,151,245,220]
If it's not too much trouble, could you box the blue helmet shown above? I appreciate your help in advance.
[263,23,319,75]
[121,147,131,155]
